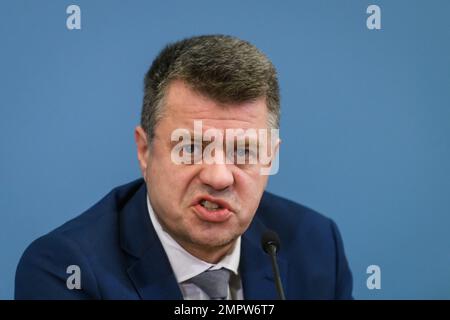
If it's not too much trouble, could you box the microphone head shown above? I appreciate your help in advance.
[261,230,281,254]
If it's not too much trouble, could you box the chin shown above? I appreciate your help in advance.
[191,231,238,249]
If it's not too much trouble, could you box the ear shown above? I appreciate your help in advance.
[272,138,281,160]
[135,126,150,181]
[268,138,281,167]
[259,137,281,176]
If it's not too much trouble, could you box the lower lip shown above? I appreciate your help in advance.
[193,204,232,223]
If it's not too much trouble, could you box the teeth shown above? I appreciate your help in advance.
[201,200,220,210]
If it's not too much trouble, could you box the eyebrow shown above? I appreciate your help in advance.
[171,131,261,147]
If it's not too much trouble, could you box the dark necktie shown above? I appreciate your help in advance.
[189,268,231,300]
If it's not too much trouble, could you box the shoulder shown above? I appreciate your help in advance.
[255,191,344,260]
[33,178,144,248]
[15,179,145,299]
[255,191,353,299]
[257,191,335,236]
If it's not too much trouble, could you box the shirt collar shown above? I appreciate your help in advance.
[147,195,241,283]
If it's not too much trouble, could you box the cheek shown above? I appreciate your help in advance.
[148,156,201,206]
[234,170,268,211]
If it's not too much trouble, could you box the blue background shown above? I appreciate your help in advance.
[1,0,449,299]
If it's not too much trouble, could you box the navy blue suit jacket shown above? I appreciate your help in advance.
[15,179,353,299]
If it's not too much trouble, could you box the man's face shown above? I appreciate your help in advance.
[136,80,277,260]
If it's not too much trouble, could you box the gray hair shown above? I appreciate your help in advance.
[140,34,280,142]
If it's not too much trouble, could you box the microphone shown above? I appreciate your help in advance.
[261,230,286,300]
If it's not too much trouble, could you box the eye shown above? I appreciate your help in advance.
[233,147,257,165]
[182,143,201,155]
[236,147,249,157]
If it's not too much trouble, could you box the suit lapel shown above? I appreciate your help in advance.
[119,181,183,300]
[240,215,288,300]
[127,246,183,300]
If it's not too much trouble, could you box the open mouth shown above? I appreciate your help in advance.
[193,197,232,223]
[199,199,222,210]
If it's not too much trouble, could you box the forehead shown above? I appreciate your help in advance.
[160,80,269,130]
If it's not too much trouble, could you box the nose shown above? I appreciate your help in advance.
[198,163,234,191]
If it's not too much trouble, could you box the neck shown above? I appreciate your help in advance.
[180,240,236,264]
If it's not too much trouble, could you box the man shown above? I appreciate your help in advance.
[15,35,353,299]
